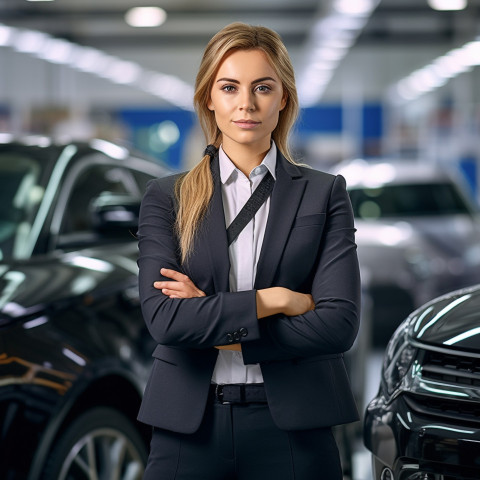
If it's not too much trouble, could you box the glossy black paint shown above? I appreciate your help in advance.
[364,284,480,480]
[0,139,169,479]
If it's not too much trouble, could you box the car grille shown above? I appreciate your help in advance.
[404,349,480,424]
[404,394,480,425]
[420,350,480,387]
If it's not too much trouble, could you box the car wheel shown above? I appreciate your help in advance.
[41,407,147,480]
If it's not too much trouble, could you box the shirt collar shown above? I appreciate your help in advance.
[219,142,277,185]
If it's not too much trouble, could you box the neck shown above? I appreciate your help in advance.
[222,141,271,177]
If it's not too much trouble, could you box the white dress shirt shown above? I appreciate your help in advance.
[211,142,277,385]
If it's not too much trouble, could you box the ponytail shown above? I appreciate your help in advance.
[174,146,217,263]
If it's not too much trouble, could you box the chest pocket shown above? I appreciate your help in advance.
[277,213,326,287]
[292,213,326,229]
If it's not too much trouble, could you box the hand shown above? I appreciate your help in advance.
[283,289,315,317]
[154,269,239,351]
[215,344,242,351]
[256,287,315,318]
[154,268,206,299]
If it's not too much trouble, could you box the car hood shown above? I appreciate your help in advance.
[407,283,480,352]
[0,245,138,325]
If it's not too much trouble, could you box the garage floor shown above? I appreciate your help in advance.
[351,349,384,480]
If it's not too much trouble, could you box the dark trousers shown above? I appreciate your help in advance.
[143,400,343,480]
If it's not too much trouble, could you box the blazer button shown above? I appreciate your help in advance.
[239,327,248,337]
[226,333,234,343]
[233,331,241,342]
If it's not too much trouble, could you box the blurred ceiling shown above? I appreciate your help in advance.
[1,0,480,107]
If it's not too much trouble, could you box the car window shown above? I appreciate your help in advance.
[59,165,136,237]
[349,182,472,219]
[0,153,44,260]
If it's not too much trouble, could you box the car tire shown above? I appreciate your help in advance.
[41,407,148,480]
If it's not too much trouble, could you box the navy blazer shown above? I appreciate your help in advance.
[137,152,361,433]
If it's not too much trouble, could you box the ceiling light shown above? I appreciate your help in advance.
[38,37,74,64]
[334,0,376,16]
[0,24,14,46]
[427,0,467,11]
[103,59,142,85]
[2,23,193,109]
[14,30,48,53]
[297,0,380,106]
[389,36,479,103]
[125,7,167,28]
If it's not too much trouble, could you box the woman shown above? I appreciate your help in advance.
[137,22,361,480]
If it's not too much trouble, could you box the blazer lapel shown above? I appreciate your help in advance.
[254,153,307,289]
[196,154,231,292]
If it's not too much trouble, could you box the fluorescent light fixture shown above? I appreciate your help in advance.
[103,59,142,85]
[297,0,380,106]
[143,72,194,109]
[14,30,48,53]
[0,24,14,46]
[38,37,74,64]
[334,0,376,16]
[0,22,193,109]
[125,7,167,27]
[428,0,467,10]
[390,36,480,103]
[72,46,107,73]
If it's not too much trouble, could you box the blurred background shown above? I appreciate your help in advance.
[2,1,480,479]
[1,0,479,181]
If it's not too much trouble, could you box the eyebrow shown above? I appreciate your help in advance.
[216,76,277,84]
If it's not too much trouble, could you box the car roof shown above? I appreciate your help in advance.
[334,159,456,189]
[0,135,172,173]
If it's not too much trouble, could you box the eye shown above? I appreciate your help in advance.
[221,85,236,93]
[255,84,272,93]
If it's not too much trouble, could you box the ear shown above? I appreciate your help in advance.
[207,98,214,111]
[280,91,288,111]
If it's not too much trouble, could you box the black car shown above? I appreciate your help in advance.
[0,137,170,480]
[364,283,480,480]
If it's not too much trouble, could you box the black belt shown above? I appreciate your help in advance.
[210,383,267,405]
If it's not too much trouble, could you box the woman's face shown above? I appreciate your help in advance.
[208,49,286,154]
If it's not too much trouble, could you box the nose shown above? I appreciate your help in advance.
[239,89,255,111]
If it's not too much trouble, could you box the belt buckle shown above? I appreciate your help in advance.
[215,384,231,405]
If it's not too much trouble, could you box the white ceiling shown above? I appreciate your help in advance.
[1,0,480,107]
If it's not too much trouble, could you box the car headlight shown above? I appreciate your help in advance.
[382,323,416,397]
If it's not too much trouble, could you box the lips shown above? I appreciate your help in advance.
[233,119,260,129]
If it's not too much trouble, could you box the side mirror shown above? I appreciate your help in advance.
[90,192,141,235]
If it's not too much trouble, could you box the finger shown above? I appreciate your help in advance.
[160,268,189,282]
[157,284,205,298]
[161,288,185,298]
[154,281,187,291]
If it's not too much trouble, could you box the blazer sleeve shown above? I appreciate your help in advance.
[137,177,261,349]
[242,174,361,364]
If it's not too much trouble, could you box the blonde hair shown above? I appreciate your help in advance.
[176,22,299,262]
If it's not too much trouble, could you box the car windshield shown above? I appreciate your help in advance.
[0,152,46,261]
[349,182,473,219]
